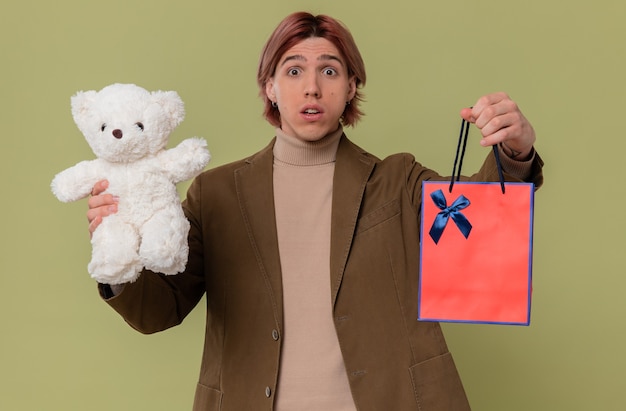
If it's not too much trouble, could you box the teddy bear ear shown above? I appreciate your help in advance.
[152,90,185,128]
[70,90,98,128]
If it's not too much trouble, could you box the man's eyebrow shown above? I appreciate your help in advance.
[279,54,344,67]
[280,54,305,66]
[319,54,344,65]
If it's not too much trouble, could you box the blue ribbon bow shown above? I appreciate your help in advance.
[428,189,472,244]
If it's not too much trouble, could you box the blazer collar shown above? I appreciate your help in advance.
[330,136,375,306]
[234,139,284,325]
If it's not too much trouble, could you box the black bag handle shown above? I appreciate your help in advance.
[449,117,506,194]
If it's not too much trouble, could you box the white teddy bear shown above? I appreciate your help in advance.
[51,83,211,285]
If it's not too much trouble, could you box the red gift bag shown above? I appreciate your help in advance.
[418,117,535,325]
[418,181,535,325]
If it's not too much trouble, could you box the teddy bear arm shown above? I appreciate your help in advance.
[158,138,211,183]
[51,160,103,202]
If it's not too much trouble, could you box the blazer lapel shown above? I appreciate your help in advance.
[330,136,375,307]
[233,135,374,317]
[234,139,284,326]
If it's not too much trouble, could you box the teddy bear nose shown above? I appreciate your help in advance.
[112,129,123,139]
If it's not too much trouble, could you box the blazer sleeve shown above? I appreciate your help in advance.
[97,176,207,335]
[473,146,544,188]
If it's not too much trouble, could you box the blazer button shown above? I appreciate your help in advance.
[271,329,280,341]
[265,386,272,398]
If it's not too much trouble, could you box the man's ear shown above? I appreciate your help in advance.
[347,76,357,102]
[265,78,276,102]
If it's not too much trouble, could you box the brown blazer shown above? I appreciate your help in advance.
[103,134,543,410]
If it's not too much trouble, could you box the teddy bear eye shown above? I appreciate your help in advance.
[135,122,144,131]
[100,123,106,132]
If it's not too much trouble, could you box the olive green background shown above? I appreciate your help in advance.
[1,0,624,410]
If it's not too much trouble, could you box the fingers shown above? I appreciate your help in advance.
[463,92,512,129]
[461,92,536,156]
[91,179,109,196]
[477,110,522,147]
[87,198,118,236]
[459,107,474,122]
[87,192,119,211]
[87,180,118,236]
[87,194,118,220]
[88,215,102,237]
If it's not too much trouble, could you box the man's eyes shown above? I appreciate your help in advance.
[285,67,339,76]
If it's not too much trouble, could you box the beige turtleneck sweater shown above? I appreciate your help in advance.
[272,126,356,410]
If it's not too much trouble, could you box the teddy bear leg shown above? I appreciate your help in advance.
[139,208,190,275]
[89,215,143,284]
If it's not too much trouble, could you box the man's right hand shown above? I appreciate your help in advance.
[87,180,118,237]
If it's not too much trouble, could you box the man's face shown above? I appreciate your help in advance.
[265,37,356,142]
